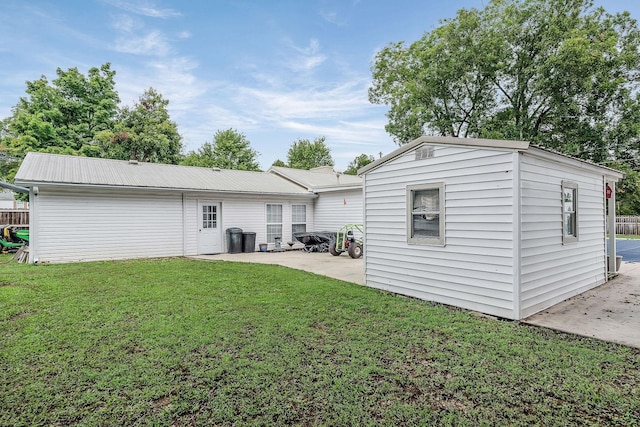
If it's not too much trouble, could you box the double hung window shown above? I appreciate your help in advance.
[266,204,283,243]
[407,182,445,245]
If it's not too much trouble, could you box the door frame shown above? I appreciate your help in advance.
[197,200,222,254]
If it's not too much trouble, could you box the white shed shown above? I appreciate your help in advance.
[14,153,317,263]
[359,136,624,320]
[268,166,363,231]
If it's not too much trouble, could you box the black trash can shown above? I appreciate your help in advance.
[242,232,256,253]
[226,227,243,253]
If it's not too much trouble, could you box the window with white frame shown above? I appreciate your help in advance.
[292,204,306,235]
[562,181,578,243]
[202,204,217,229]
[407,182,445,245]
[266,204,283,243]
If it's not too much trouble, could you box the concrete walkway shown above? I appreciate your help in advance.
[524,262,640,349]
[190,251,639,349]
[190,250,364,285]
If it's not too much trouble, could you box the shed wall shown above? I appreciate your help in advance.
[519,153,607,317]
[363,145,517,319]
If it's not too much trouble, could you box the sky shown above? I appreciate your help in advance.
[1,0,640,171]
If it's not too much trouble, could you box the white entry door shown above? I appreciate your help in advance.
[197,201,221,254]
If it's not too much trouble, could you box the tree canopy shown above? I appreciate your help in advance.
[369,0,640,158]
[0,64,184,176]
[1,63,119,157]
[286,136,334,170]
[343,154,375,175]
[181,128,260,171]
[369,0,640,213]
[102,88,182,164]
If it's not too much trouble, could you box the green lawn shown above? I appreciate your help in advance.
[1,258,638,426]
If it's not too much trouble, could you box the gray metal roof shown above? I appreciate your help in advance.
[358,135,623,179]
[15,152,314,196]
[268,166,362,190]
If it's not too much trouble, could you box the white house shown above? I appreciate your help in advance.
[359,136,623,320]
[15,153,326,264]
[268,166,363,230]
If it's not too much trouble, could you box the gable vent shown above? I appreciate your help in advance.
[415,146,434,160]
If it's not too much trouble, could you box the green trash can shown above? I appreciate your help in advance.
[242,232,256,252]
[226,227,243,253]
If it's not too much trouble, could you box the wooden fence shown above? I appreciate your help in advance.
[615,216,640,235]
[0,209,29,226]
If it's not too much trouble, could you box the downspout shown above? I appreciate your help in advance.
[0,181,29,194]
[29,186,38,264]
[607,180,617,275]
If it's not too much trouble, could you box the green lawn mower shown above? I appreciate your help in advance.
[0,225,29,253]
[329,223,363,259]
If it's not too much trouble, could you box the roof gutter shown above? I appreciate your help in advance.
[13,180,318,198]
[0,181,29,194]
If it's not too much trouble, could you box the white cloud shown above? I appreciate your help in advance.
[234,80,372,121]
[319,10,345,26]
[177,31,191,39]
[113,30,171,56]
[285,38,327,72]
[102,0,181,19]
[111,14,137,32]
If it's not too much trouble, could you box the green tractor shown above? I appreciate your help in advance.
[329,224,363,259]
[0,225,29,253]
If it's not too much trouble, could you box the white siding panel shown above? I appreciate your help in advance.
[218,197,315,251]
[313,189,362,231]
[363,145,516,319]
[519,154,607,318]
[34,188,183,263]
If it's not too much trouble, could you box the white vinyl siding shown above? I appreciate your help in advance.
[519,154,606,318]
[184,196,314,253]
[363,145,516,319]
[313,189,363,231]
[32,188,183,263]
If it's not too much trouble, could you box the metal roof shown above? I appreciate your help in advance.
[15,152,315,196]
[358,135,624,180]
[268,166,362,190]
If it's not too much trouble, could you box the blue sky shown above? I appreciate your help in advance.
[1,0,639,171]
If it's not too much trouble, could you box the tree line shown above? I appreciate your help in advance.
[0,63,373,190]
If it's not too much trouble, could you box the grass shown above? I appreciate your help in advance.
[1,258,638,426]
[617,234,640,240]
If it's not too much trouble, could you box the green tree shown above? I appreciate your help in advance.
[343,154,375,175]
[181,129,260,171]
[286,136,334,170]
[271,159,286,167]
[369,0,640,163]
[105,88,182,164]
[2,63,119,157]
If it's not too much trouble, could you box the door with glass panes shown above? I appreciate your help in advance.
[197,201,221,254]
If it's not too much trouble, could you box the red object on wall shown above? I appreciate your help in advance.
[606,184,612,199]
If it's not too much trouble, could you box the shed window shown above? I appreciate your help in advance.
[562,181,578,244]
[292,204,306,235]
[407,182,445,245]
[266,204,283,243]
